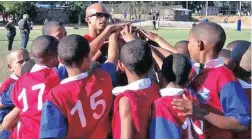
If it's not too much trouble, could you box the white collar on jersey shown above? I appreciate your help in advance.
[112,78,151,96]
[192,58,225,75]
[10,73,19,80]
[159,88,184,97]
[60,72,89,84]
[58,63,64,67]
[30,64,49,73]
[204,57,225,69]
[238,78,252,89]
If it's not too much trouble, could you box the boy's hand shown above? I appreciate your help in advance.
[171,94,209,120]
[140,30,159,41]
[120,24,135,42]
[106,23,127,34]
[109,30,120,40]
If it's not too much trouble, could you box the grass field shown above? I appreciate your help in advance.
[0,28,251,81]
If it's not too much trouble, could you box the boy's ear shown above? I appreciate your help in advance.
[7,64,12,70]
[118,61,126,72]
[198,40,204,51]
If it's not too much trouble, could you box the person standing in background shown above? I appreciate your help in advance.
[123,11,127,19]
[18,14,30,49]
[155,12,160,30]
[152,13,157,31]
[5,18,16,52]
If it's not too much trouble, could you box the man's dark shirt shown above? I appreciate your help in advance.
[5,23,16,34]
[18,19,30,34]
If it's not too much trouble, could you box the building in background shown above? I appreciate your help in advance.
[200,6,219,15]
[34,4,69,24]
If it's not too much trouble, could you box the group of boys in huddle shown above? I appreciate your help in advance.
[0,3,250,139]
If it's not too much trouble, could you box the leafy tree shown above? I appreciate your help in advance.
[0,2,7,21]
[66,1,90,25]
[1,1,37,21]
[0,3,3,11]
[241,1,251,15]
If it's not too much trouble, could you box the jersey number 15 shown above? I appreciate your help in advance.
[70,89,106,128]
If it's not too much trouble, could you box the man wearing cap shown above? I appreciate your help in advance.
[18,14,30,49]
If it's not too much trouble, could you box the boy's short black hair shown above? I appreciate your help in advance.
[175,40,189,48]
[58,34,90,67]
[21,59,35,75]
[31,35,58,64]
[175,40,189,57]
[42,21,64,36]
[191,22,226,54]
[161,53,192,86]
[120,39,153,76]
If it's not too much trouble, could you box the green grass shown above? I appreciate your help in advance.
[0,28,251,81]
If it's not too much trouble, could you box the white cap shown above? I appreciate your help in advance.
[23,14,29,19]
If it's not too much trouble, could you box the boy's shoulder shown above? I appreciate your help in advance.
[18,68,57,84]
[210,66,237,84]
[50,69,112,97]
[0,75,18,93]
[195,66,237,87]
[154,96,172,109]
[115,83,160,110]
[155,88,184,106]
[113,79,160,97]
[214,66,234,75]
[92,68,111,79]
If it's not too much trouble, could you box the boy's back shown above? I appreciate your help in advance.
[11,65,60,139]
[112,79,160,139]
[150,53,204,139]
[40,34,115,139]
[111,38,160,139]
[7,35,60,139]
[150,89,204,139]
[43,68,113,139]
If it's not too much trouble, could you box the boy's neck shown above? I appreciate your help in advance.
[66,67,88,77]
[199,52,218,65]
[164,82,183,89]
[126,72,147,84]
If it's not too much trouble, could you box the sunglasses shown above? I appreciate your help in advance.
[88,12,111,19]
